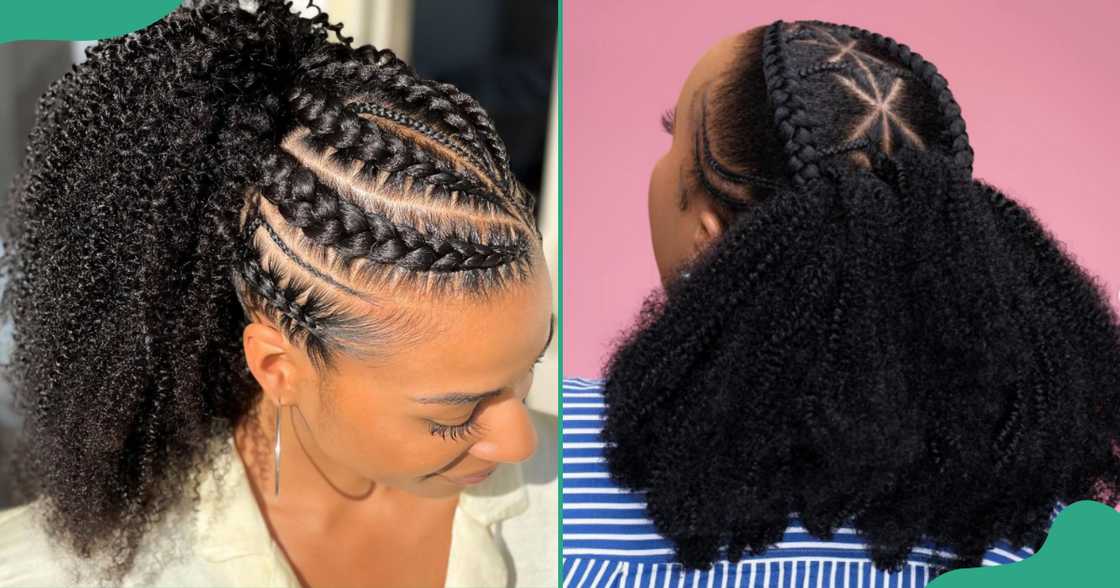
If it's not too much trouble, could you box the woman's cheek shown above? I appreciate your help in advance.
[340,415,433,475]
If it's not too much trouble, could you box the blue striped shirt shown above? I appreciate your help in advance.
[562,378,1061,588]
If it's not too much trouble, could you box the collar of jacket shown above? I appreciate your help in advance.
[192,434,528,586]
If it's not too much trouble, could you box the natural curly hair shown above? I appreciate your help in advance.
[599,19,1120,576]
[0,0,541,582]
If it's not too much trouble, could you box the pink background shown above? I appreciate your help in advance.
[562,1,1120,377]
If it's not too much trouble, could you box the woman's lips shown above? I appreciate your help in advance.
[448,465,498,485]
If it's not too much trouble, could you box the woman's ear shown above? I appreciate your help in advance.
[690,201,727,255]
[243,320,302,406]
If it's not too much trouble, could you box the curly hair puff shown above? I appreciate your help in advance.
[0,0,541,582]
[599,20,1120,576]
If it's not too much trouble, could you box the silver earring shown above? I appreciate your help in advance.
[274,404,282,497]
[680,271,692,280]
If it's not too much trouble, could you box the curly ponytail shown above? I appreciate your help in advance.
[0,0,540,582]
[600,20,1120,575]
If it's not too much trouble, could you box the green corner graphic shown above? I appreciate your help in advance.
[0,1,181,44]
[929,500,1120,587]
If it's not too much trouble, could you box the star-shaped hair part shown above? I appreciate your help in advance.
[792,25,926,160]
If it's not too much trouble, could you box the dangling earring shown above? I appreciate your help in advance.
[274,403,282,497]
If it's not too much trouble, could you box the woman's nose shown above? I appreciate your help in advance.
[470,398,538,464]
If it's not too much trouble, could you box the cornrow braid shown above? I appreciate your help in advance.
[283,85,522,222]
[693,94,782,213]
[251,149,528,272]
[237,253,325,337]
[435,81,514,189]
[351,101,486,171]
[251,204,380,304]
[233,201,382,373]
[323,58,490,162]
[289,44,518,199]
[759,21,823,190]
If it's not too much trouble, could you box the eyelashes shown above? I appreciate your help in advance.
[661,108,676,135]
[429,408,484,442]
[430,360,544,442]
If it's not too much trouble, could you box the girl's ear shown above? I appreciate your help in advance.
[691,201,727,255]
[243,321,302,407]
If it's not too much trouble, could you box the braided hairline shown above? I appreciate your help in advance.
[236,207,324,337]
[693,94,779,211]
[698,93,783,191]
[238,256,323,333]
[233,200,531,352]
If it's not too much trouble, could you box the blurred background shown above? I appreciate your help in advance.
[0,0,558,508]
[563,0,1120,378]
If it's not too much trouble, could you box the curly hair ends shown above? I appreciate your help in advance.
[0,0,540,582]
[599,21,1120,576]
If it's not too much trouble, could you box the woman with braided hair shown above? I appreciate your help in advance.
[0,1,556,587]
[562,19,1120,587]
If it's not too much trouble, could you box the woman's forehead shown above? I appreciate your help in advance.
[332,266,553,396]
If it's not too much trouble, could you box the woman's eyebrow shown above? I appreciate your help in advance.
[414,389,503,406]
[415,314,555,406]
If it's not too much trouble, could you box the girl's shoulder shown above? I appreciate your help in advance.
[563,377,606,392]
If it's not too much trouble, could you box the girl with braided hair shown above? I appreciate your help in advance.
[0,1,556,587]
[562,19,1120,587]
